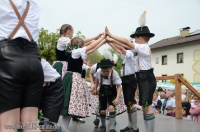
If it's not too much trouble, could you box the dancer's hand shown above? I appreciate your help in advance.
[106,37,113,42]
[113,98,119,106]
[95,33,104,40]
[93,89,97,95]
[105,27,112,37]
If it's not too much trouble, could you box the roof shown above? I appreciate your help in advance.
[150,31,200,50]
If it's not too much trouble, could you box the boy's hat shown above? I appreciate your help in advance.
[99,59,113,68]
[130,11,155,38]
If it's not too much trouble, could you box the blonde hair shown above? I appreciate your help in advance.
[70,37,84,50]
[60,24,73,37]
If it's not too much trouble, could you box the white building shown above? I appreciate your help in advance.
[150,27,200,82]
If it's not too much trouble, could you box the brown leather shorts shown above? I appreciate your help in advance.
[0,38,44,114]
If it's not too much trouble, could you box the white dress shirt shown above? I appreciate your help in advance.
[134,43,152,70]
[121,50,137,76]
[0,0,40,43]
[41,59,60,82]
[71,47,87,60]
[95,69,122,85]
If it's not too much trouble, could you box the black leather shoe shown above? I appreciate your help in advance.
[128,128,139,132]
[110,129,117,132]
[99,125,106,132]
[93,118,100,126]
[120,126,131,132]
[73,118,85,123]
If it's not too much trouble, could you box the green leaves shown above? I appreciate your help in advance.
[38,28,59,64]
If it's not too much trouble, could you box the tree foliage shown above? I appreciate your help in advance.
[38,28,59,64]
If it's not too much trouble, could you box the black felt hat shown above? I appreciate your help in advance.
[130,26,155,38]
[99,59,113,68]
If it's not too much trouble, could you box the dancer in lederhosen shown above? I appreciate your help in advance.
[61,35,106,132]
[0,0,43,132]
[39,59,64,132]
[105,11,157,132]
[93,58,124,132]
[107,41,139,132]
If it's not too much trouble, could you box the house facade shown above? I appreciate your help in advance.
[150,27,200,82]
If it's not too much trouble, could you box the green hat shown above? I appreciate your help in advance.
[130,26,155,38]
[99,59,113,68]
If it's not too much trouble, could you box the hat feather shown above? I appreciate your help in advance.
[103,49,113,61]
[113,54,118,64]
[139,11,146,27]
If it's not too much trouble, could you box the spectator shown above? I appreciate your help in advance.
[165,106,175,117]
[182,106,192,121]
[164,90,176,115]
[152,91,162,113]
[190,95,200,123]
[181,87,187,101]
[183,90,193,103]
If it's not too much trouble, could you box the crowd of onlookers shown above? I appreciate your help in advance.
[134,87,200,123]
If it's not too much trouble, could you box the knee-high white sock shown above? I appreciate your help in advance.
[109,112,116,130]
[61,116,71,131]
[144,113,155,132]
[130,107,137,130]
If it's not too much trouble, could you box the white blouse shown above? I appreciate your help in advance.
[71,47,87,60]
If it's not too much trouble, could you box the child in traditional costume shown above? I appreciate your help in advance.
[61,35,106,132]
[93,59,122,132]
[0,1,43,132]
[107,41,139,132]
[105,11,157,132]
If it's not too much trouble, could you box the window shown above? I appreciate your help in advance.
[162,74,167,82]
[162,55,167,65]
[177,53,183,63]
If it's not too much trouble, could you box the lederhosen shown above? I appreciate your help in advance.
[121,63,137,108]
[99,70,117,111]
[135,49,156,107]
[40,78,64,123]
[0,0,44,113]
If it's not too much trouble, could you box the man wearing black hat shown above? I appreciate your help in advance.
[105,11,156,132]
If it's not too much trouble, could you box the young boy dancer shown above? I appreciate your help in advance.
[105,11,157,132]
[107,42,139,132]
[94,59,122,132]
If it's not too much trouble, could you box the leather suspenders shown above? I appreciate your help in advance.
[8,0,34,43]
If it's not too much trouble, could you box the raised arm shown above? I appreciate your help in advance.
[83,40,95,47]
[84,33,103,43]
[86,39,106,55]
[105,27,135,49]
[107,42,121,54]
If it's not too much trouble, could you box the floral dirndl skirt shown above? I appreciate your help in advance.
[61,72,90,118]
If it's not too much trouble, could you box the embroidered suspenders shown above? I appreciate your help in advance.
[100,70,113,87]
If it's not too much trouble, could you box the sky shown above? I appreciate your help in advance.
[34,0,200,54]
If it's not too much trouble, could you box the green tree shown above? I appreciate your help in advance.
[76,31,85,39]
[38,28,59,64]
[108,48,122,76]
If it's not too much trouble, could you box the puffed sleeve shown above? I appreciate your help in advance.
[71,47,87,60]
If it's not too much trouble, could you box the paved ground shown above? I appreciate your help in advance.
[58,110,200,132]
